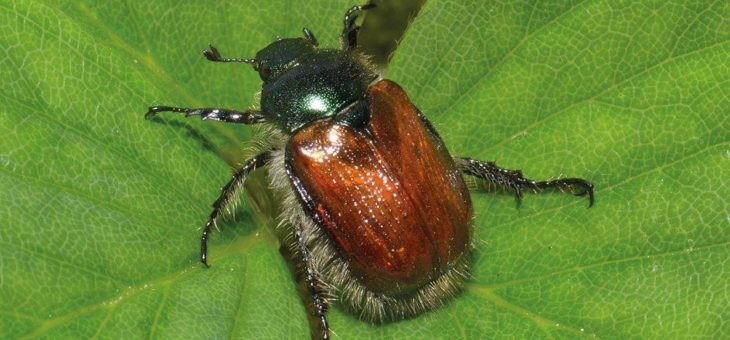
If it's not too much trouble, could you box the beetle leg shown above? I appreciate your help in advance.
[293,223,330,339]
[146,106,267,124]
[199,152,271,266]
[455,157,595,207]
[341,2,376,50]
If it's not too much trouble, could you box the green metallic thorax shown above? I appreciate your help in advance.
[255,39,375,133]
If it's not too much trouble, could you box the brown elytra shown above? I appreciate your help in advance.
[287,80,472,296]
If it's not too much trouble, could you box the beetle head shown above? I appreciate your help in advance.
[254,37,316,81]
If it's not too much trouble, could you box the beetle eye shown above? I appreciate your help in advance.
[259,65,271,78]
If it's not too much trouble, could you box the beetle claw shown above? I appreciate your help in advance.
[560,180,595,207]
[144,109,157,119]
[145,105,174,119]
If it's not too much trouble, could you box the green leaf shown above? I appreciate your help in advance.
[1,1,727,339]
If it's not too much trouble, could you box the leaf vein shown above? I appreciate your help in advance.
[669,0,722,57]
[90,305,115,340]
[72,2,245,150]
[0,93,204,212]
[148,285,171,339]
[227,260,249,339]
[0,166,173,230]
[468,285,590,337]
[17,237,264,338]
[480,239,730,290]
[0,242,126,285]
[481,39,730,154]
[434,0,590,118]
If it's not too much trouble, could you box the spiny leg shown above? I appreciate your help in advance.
[293,222,330,340]
[146,106,266,124]
[342,2,375,50]
[456,157,595,207]
[200,152,271,266]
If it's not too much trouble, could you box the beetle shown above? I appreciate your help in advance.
[146,3,594,339]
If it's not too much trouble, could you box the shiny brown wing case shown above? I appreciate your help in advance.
[286,80,472,296]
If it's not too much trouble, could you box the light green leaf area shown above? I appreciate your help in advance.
[0,0,727,339]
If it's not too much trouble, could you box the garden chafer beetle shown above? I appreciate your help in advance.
[146,3,594,339]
